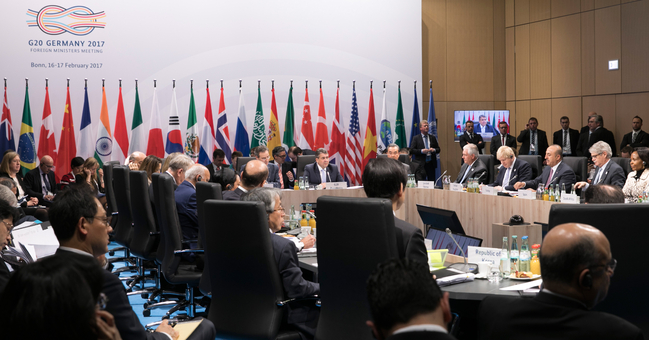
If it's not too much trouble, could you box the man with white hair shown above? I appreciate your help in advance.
[175,164,210,243]
[575,141,626,190]
[454,144,487,185]
[166,154,194,189]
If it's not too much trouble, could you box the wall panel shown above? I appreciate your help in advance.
[530,21,552,99]
[551,97,582,135]
[581,11,596,96]
[515,25,531,100]
[422,0,448,101]
[552,14,581,98]
[552,0,581,17]
[615,93,649,148]
[530,99,552,134]
[621,0,649,93]
[506,28,516,101]
[530,0,551,22]
[582,95,616,139]
[515,0,530,25]
[595,0,620,9]
[506,0,515,27]
[594,6,621,94]
[494,0,507,102]
[582,0,595,11]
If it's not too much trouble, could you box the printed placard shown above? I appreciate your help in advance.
[326,182,348,189]
[561,193,579,204]
[450,183,464,192]
[467,246,502,265]
[417,181,436,189]
[481,186,497,196]
[518,189,536,200]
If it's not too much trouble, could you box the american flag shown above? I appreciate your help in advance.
[345,86,363,186]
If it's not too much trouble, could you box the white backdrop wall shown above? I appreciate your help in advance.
[0,0,422,154]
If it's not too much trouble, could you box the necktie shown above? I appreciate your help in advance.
[460,165,471,183]
[545,168,554,188]
[502,135,505,146]
[279,167,284,188]
[424,135,431,162]
[503,167,511,186]
[532,131,537,155]
[321,169,327,183]
[42,173,50,195]
[633,132,637,143]
[594,167,603,185]
[563,130,568,148]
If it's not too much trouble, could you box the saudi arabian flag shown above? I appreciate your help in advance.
[394,85,406,149]
[282,84,296,149]
[18,82,36,175]
[94,86,112,167]
[251,84,266,148]
[185,84,199,162]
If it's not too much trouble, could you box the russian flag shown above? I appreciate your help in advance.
[234,87,250,156]
[198,86,215,166]
[165,86,183,155]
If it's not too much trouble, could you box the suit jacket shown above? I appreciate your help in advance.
[23,168,57,204]
[406,159,427,182]
[577,127,617,158]
[411,133,441,166]
[241,162,282,188]
[553,128,580,155]
[458,131,485,154]
[175,180,199,241]
[523,161,576,190]
[454,159,488,185]
[388,330,457,340]
[0,260,10,295]
[489,158,533,191]
[490,134,517,156]
[592,160,626,188]
[517,129,549,156]
[394,217,428,265]
[270,233,320,335]
[206,162,223,183]
[163,171,178,190]
[223,187,246,201]
[276,161,296,189]
[0,171,29,200]
[620,130,649,150]
[475,123,497,135]
[478,292,643,340]
[303,162,344,186]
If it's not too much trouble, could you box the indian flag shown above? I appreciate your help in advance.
[94,86,112,167]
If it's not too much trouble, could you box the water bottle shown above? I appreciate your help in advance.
[500,236,510,278]
[536,186,543,200]
[548,185,555,201]
[510,235,519,273]
[570,183,576,195]
[554,184,560,202]
[519,236,531,272]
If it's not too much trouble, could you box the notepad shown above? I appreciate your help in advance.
[175,319,202,340]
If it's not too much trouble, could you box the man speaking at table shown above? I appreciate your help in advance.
[513,145,576,191]
[304,148,344,188]
[362,157,428,264]
[478,223,642,340]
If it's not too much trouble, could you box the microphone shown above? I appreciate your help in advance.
[435,170,448,186]
[446,228,477,273]
[507,174,517,185]
[326,170,332,183]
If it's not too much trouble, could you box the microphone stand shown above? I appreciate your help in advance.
[446,228,478,273]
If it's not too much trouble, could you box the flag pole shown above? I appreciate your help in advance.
[319,80,322,88]
[258,79,260,89]
[353,80,355,90]
[305,79,308,89]
[370,80,373,89]
[45,78,48,88]
[206,79,209,89]
[430,80,432,89]
[3,78,6,88]
[220,79,223,89]
[173,79,175,89]
[337,79,339,88]
[398,80,401,89]
[102,78,105,88]
[25,78,28,88]
[153,79,155,88]
[190,79,193,90]
[84,78,87,88]
[119,78,122,88]
[67,78,70,88]
[239,79,242,88]
[290,79,293,88]
[383,80,386,89]
[272,79,274,89]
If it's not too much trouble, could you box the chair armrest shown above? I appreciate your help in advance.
[111,212,118,216]
[277,295,319,307]
[173,249,204,255]
[149,231,160,236]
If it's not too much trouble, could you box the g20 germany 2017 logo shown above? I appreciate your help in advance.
[26,5,106,36]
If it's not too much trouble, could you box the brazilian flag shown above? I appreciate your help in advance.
[18,82,36,175]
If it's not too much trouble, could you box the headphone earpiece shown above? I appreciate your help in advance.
[197,175,202,181]
[583,273,593,288]
[644,161,647,166]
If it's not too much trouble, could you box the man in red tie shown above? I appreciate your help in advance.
[513,145,576,191]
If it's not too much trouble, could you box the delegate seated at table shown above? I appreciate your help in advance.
[513,145,576,191]
[304,148,344,188]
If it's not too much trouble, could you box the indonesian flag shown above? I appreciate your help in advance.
[314,86,329,150]
[298,87,314,151]
[328,86,345,179]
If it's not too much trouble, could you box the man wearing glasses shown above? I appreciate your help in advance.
[478,223,642,340]
[575,141,626,190]
[23,155,57,207]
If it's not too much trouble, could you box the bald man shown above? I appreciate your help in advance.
[223,160,268,201]
[23,155,57,206]
[479,223,642,340]
[127,151,146,170]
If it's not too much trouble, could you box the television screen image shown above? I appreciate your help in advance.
[454,110,510,142]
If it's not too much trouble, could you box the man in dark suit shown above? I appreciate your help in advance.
[206,148,226,182]
[367,258,455,340]
[223,160,268,201]
[620,116,649,150]
[517,117,549,156]
[164,153,194,190]
[0,200,17,294]
[488,146,533,191]
[400,148,426,182]
[478,223,642,340]
[48,186,216,340]
[303,148,344,188]
[455,144,488,186]
[386,144,413,175]
[475,114,497,136]
[23,155,57,206]
[577,114,617,158]
[490,121,517,158]
[240,146,281,188]
[553,116,580,156]
[242,187,318,337]
[514,145,576,190]
[175,164,210,242]
[362,157,428,264]
[459,120,485,154]
[411,120,441,180]
[272,146,295,189]
[575,141,626,190]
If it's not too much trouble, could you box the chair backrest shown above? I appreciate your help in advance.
[548,204,649,331]
[398,154,410,164]
[302,148,316,155]
[205,200,285,339]
[297,155,316,177]
[236,157,255,174]
[518,155,543,178]
[377,154,388,158]
[129,170,159,260]
[158,175,185,282]
[112,166,133,247]
[102,161,119,216]
[151,173,166,264]
[477,154,495,183]
[196,181,222,296]
[610,157,631,177]
[315,196,398,340]
[562,156,588,182]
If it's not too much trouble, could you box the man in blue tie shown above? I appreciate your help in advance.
[303,148,344,188]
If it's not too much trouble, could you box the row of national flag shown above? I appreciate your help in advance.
[0,79,437,186]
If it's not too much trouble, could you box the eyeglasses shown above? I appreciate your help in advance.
[1,220,13,232]
[591,153,603,159]
[97,292,108,310]
[590,258,617,276]
[87,215,109,227]
[274,206,285,214]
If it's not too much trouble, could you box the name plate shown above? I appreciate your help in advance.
[467,246,502,266]
[450,183,463,192]
[518,189,536,200]
[326,182,348,189]
[263,183,275,188]
[417,181,436,189]
[561,193,579,204]
[481,186,497,196]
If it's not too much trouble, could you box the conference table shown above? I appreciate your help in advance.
[281,186,560,247]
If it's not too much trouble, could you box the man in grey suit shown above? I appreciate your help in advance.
[240,145,281,188]
[362,157,428,264]
[575,141,626,190]
[455,144,488,186]
[303,148,344,188]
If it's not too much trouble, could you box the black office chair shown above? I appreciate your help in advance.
[236,157,255,174]
[196,181,222,297]
[297,155,316,177]
[477,154,495,183]
[158,175,204,319]
[377,154,388,158]
[314,196,398,340]
[111,166,137,275]
[302,148,316,155]
[518,155,543,179]
[204,200,304,340]
[610,157,631,177]
[562,156,587,182]
[398,154,410,164]
[548,204,649,333]
[104,161,127,259]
